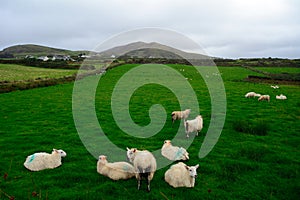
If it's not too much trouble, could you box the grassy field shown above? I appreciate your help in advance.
[0,64,299,199]
[0,64,77,81]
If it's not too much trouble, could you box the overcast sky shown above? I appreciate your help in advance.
[1,0,299,58]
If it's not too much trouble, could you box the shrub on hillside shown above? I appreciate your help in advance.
[233,119,268,136]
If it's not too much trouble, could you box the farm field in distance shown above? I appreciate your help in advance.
[0,63,299,199]
[0,64,78,81]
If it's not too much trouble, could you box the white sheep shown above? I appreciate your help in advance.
[24,149,67,171]
[276,94,287,100]
[245,92,260,98]
[126,147,157,192]
[161,140,189,161]
[184,115,203,138]
[271,85,279,89]
[164,162,199,188]
[171,109,191,126]
[258,95,270,102]
[97,155,135,180]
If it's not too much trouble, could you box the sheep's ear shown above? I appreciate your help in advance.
[195,164,199,169]
[185,165,189,170]
[126,147,130,151]
[133,148,137,153]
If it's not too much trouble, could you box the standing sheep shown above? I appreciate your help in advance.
[165,162,199,188]
[161,140,189,161]
[184,115,203,138]
[258,95,270,102]
[171,109,191,126]
[97,155,135,180]
[24,149,67,171]
[126,147,157,192]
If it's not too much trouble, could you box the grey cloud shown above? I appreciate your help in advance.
[0,0,299,58]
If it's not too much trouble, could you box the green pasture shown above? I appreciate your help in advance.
[0,64,299,199]
[0,64,77,81]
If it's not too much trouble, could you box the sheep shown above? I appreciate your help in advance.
[97,155,135,180]
[171,109,191,126]
[24,149,67,171]
[276,94,287,100]
[161,140,189,161]
[258,95,270,102]
[164,162,199,188]
[184,115,203,138]
[245,92,260,98]
[126,147,157,192]
[271,85,279,89]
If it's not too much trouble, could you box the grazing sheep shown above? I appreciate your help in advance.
[245,92,260,98]
[254,93,262,97]
[184,115,203,138]
[171,109,191,126]
[161,140,189,161]
[165,162,199,188]
[258,95,270,102]
[97,155,135,180]
[276,94,287,100]
[126,147,157,192]
[271,85,279,89]
[24,149,67,171]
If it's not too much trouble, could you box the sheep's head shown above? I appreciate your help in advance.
[53,149,67,157]
[126,147,137,163]
[98,155,108,164]
[186,109,191,115]
[163,140,171,146]
[185,164,199,178]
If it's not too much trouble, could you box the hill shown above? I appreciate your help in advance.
[97,41,210,59]
[0,44,90,58]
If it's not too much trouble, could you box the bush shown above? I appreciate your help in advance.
[233,119,268,136]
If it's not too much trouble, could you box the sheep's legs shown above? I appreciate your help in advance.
[137,177,141,190]
[147,178,151,192]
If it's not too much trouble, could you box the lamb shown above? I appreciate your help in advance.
[164,162,199,188]
[161,140,189,161]
[171,109,191,126]
[245,92,261,98]
[184,115,203,138]
[126,147,157,192]
[276,94,287,100]
[258,95,270,102]
[24,149,67,171]
[97,155,135,180]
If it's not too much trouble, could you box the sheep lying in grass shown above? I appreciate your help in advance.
[165,162,199,188]
[245,92,261,98]
[97,155,135,180]
[276,94,287,100]
[171,109,191,126]
[184,115,203,138]
[24,149,67,171]
[258,95,270,102]
[161,140,189,161]
[126,147,157,192]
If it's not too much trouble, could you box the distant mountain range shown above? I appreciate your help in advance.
[97,41,209,59]
[0,42,209,59]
